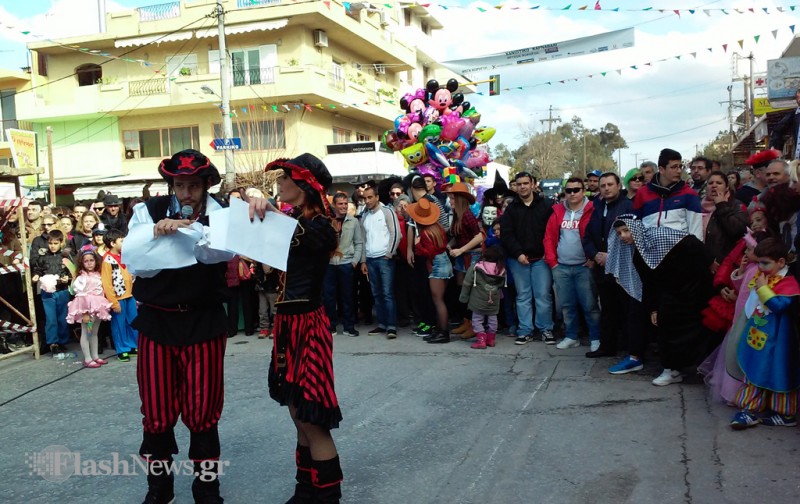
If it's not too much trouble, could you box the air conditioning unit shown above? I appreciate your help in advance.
[125,149,138,159]
[313,30,328,48]
[373,63,385,75]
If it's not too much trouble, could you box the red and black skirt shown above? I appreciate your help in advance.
[268,305,342,429]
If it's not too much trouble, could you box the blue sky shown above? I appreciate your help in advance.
[1,0,798,169]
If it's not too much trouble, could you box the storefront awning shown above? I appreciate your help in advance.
[321,142,407,182]
[195,19,289,39]
[115,31,193,48]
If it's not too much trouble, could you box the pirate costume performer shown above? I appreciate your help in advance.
[265,154,343,504]
[126,149,245,504]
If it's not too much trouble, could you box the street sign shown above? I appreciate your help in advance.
[212,138,242,151]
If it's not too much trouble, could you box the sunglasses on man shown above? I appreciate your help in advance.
[564,187,583,194]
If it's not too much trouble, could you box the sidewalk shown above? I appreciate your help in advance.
[2,327,799,503]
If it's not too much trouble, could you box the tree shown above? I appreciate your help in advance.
[516,132,570,180]
[491,143,516,167]
[555,116,628,177]
[700,130,737,170]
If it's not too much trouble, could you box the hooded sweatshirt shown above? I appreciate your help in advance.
[459,260,507,315]
[544,197,594,268]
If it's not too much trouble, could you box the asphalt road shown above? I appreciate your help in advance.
[2,328,799,503]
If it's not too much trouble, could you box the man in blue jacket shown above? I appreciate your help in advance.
[582,173,645,368]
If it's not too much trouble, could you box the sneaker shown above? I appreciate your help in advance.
[129,348,138,355]
[118,352,130,362]
[386,329,397,339]
[367,327,385,336]
[330,325,339,336]
[589,340,601,353]
[556,338,580,349]
[416,325,433,337]
[514,334,534,345]
[412,322,426,335]
[651,368,682,386]
[542,330,556,345]
[730,410,761,430]
[608,356,644,375]
[343,329,359,337]
[760,413,797,427]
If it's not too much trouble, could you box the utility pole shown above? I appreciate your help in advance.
[720,85,736,166]
[748,52,755,129]
[46,126,55,205]
[633,152,642,166]
[215,2,235,187]
[540,105,561,134]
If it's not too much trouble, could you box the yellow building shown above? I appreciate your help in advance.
[18,0,467,197]
[0,69,32,165]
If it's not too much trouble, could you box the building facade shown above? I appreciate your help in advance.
[17,0,465,196]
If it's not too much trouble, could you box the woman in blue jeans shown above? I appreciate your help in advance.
[407,198,452,344]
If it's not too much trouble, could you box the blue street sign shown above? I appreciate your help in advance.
[213,138,242,151]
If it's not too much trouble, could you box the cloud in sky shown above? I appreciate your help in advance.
[432,0,799,169]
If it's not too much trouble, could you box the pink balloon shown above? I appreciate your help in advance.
[440,115,464,141]
[458,121,475,139]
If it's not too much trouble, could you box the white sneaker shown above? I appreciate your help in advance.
[556,338,580,349]
[652,369,683,386]
[590,340,600,352]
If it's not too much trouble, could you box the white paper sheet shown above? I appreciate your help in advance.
[208,207,231,252]
[223,197,297,270]
[122,222,201,273]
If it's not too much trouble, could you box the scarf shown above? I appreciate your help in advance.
[606,215,690,301]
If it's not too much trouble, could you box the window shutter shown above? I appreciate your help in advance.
[259,45,277,83]
[208,50,220,74]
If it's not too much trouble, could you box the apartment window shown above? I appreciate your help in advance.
[404,9,411,26]
[330,60,345,91]
[213,119,286,150]
[37,53,48,77]
[123,126,200,158]
[166,53,198,77]
[76,63,102,86]
[230,45,277,86]
[421,21,431,35]
[356,132,370,141]
[333,127,351,144]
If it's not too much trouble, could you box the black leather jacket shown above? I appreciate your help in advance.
[276,212,337,314]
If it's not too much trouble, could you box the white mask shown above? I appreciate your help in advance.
[481,206,498,227]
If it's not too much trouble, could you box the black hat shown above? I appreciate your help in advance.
[103,194,121,206]
[348,176,376,187]
[158,149,221,186]
[91,223,106,236]
[266,153,333,213]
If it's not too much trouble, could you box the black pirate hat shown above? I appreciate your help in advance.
[158,149,221,186]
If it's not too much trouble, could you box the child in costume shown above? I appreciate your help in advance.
[67,247,112,368]
[101,228,138,362]
[730,238,800,429]
[459,245,507,350]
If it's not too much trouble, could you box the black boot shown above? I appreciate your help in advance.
[427,329,450,344]
[284,444,314,504]
[0,336,11,354]
[141,459,175,504]
[192,461,224,504]
[310,456,343,504]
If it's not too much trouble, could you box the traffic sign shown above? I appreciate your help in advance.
[212,138,242,151]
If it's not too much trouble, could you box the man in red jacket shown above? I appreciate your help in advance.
[543,177,601,351]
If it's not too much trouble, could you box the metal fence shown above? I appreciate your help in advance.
[129,78,168,97]
[232,67,276,87]
[138,2,180,22]
[237,0,282,8]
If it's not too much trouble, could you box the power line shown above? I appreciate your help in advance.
[6,14,212,100]
[627,117,727,143]
[58,20,217,148]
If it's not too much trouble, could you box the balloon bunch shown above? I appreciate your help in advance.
[381,79,496,186]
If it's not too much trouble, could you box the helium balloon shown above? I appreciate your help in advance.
[418,124,442,144]
[424,141,449,168]
[401,143,427,166]
[440,115,464,141]
[473,126,496,144]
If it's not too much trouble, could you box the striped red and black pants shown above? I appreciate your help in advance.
[137,333,226,461]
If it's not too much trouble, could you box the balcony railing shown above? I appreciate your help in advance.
[237,0,282,8]
[138,2,180,22]
[232,67,276,87]
[129,78,168,96]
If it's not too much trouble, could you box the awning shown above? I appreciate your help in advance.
[322,148,407,183]
[115,31,193,48]
[195,19,289,39]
